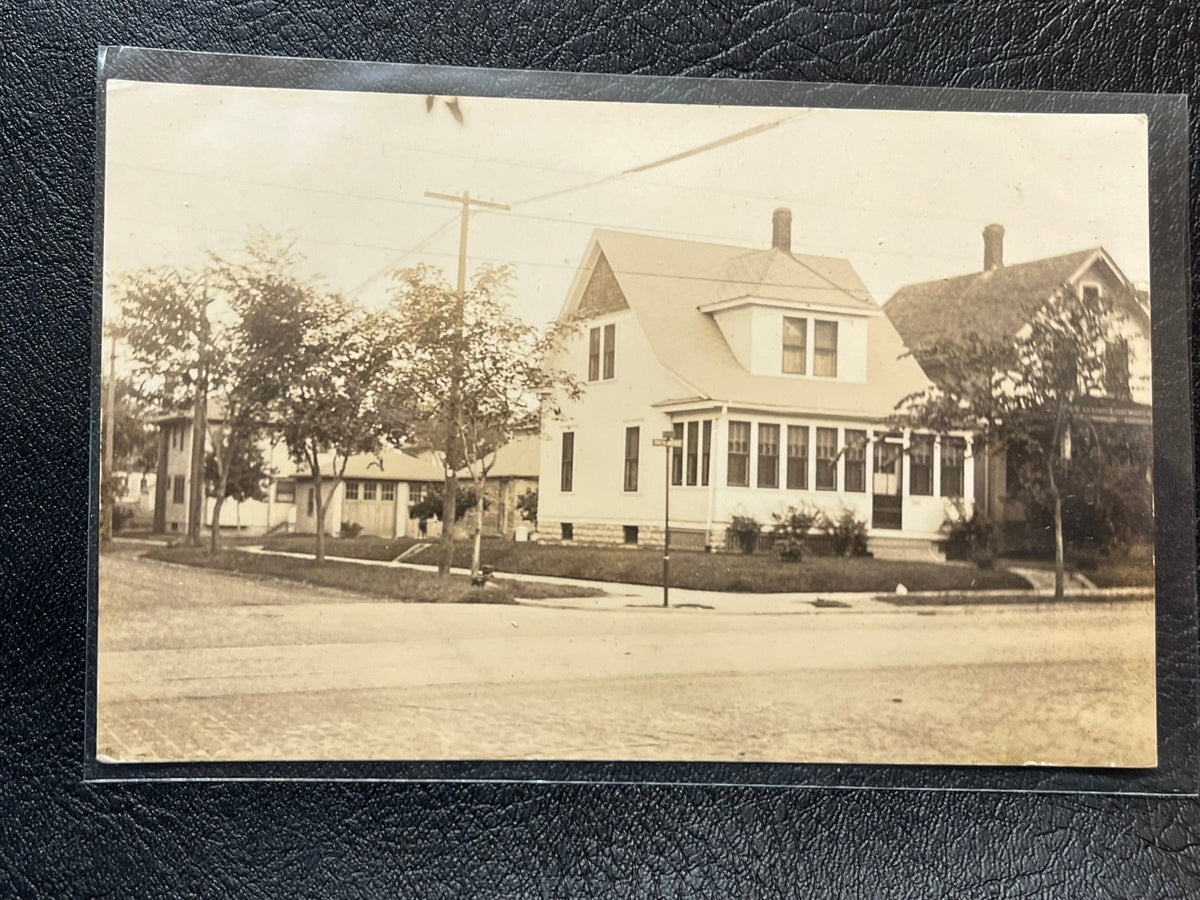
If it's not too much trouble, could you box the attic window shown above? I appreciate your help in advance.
[813,321,838,377]
[587,324,616,382]
[1081,283,1102,303]
[782,316,807,374]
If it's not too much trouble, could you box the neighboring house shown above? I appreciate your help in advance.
[457,432,541,536]
[538,208,975,552]
[292,448,445,539]
[885,223,1152,528]
[151,404,296,536]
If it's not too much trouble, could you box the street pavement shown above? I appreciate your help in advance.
[96,550,1157,767]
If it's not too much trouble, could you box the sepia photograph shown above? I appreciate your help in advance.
[95,65,1158,770]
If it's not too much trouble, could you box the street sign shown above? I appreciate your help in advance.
[652,438,682,448]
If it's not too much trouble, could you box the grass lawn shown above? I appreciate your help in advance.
[1005,546,1156,589]
[261,534,416,561]
[262,535,1031,593]
[141,546,604,603]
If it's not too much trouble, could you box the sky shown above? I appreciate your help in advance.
[102,78,1151,329]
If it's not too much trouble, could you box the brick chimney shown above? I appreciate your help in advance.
[772,207,792,252]
[983,223,1005,270]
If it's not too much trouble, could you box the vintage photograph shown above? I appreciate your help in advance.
[96,72,1156,768]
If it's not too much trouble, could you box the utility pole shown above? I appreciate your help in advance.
[653,430,683,608]
[187,274,210,547]
[423,190,509,576]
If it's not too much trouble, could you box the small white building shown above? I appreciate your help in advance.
[538,209,975,552]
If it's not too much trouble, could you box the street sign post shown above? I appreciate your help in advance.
[651,431,683,608]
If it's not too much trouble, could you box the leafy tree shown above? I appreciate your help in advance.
[112,265,215,545]
[110,377,159,475]
[408,485,488,524]
[895,282,1139,599]
[515,488,538,526]
[232,240,401,563]
[386,263,581,579]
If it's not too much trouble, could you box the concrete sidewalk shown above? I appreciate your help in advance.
[241,547,1150,616]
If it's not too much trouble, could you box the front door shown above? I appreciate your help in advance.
[872,439,903,530]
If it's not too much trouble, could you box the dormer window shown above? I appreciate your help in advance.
[587,324,616,381]
[782,316,807,374]
[813,320,838,377]
[1081,283,1102,303]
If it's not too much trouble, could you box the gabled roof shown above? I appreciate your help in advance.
[290,447,445,483]
[457,433,541,479]
[885,247,1120,350]
[562,229,930,418]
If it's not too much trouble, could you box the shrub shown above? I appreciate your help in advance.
[515,488,538,525]
[820,507,869,557]
[728,515,762,554]
[771,505,819,563]
[942,509,1001,565]
[340,521,364,539]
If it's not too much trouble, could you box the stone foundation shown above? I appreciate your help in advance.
[539,520,718,550]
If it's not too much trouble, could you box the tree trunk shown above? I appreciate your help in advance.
[313,464,325,564]
[1046,411,1066,601]
[440,468,457,576]
[471,481,485,579]
[187,377,207,546]
[209,495,225,555]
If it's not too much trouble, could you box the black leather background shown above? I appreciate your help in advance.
[4,2,1200,896]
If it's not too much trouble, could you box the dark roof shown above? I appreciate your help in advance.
[884,248,1101,350]
[565,230,931,418]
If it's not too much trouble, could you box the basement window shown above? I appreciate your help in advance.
[624,525,639,545]
[561,522,574,541]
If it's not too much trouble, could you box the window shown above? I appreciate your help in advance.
[623,525,639,545]
[1006,441,1028,496]
[381,483,396,502]
[1081,283,1102,303]
[844,430,867,492]
[671,423,684,486]
[275,481,296,503]
[757,424,780,488]
[561,522,574,541]
[941,437,966,498]
[1105,337,1131,400]
[813,320,838,377]
[701,420,712,486]
[782,316,807,374]
[172,474,185,504]
[786,425,809,490]
[307,488,314,516]
[169,427,176,450]
[561,431,575,492]
[623,427,640,492]
[603,323,616,379]
[727,421,751,487]
[587,328,601,381]
[815,427,838,490]
[686,421,699,485]
[344,480,359,500]
[362,481,377,501]
[910,434,934,496]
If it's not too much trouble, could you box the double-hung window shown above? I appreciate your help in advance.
[623,427,639,492]
[757,424,780,488]
[587,324,617,381]
[727,421,751,487]
[815,427,838,491]
[560,432,574,492]
[172,475,185,504]
[813,321,838,377]
[344,480,359,500]
[782,316,807,374]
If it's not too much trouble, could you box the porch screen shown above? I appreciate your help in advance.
[910,434,934,496]
[727,421,750,487]
[844,429,867,492]
[941,437,966,498]
[757,424,779,488]
[671,422,684,486]
[701,420,712,486]
[815,427,837,490]
[686,421,699,485]
[786,425,808,490]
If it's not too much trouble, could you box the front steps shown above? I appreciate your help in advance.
[868,534,946,563]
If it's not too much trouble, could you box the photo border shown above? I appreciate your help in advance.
[87,46,1198,794]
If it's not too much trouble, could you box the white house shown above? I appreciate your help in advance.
[885,224,1152,530]
[537,208,975,552]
